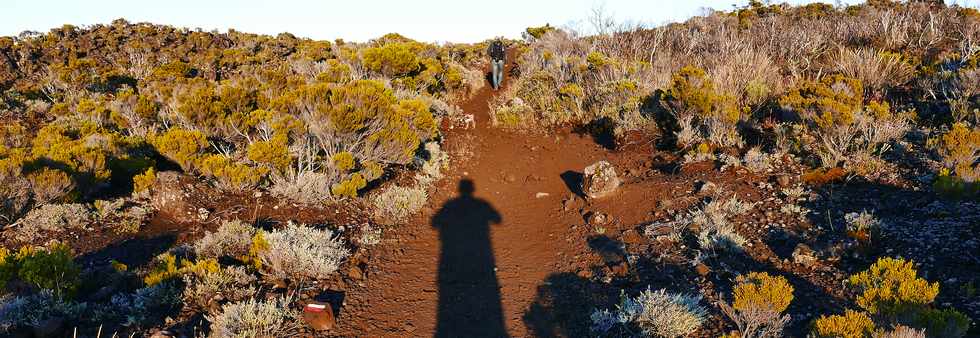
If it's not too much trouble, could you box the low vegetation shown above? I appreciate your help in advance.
[0,0,978,336]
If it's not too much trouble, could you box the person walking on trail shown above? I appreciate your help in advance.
[488,39,506,90]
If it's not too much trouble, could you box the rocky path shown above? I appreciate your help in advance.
[335,54,633,337]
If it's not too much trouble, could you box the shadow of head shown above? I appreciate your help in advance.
[458,179,475,197]
[524,272,618,338]
[588,235,627,266]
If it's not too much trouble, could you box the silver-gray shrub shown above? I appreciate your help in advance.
[195,219,257,260]
[207,297,300,338]
[259,222,349,281]
[592,288,707,338]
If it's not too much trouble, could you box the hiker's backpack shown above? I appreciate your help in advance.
[489,41,505,61]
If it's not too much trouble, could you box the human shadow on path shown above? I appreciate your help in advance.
[432,179,508,338]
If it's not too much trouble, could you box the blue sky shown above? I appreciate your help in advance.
[1,0,976,43]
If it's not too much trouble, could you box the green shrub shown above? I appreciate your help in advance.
[0,243,80,298]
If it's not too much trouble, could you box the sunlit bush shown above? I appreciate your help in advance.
[257,222,349,281]
[847,257,939,321]
[196,154,267,191]
[143,252,220,287]
[663,65,746,149]
[149,127,208,172]
[779,75,911,169]
[929,123,979,183]
[361,41,422,78]
[26,167,75,204]
[721,272,794,338]
[812,257,971,338]
[813,309,876,338]
[207,297,299,338]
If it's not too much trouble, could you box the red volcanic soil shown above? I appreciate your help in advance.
[333,52,771,337]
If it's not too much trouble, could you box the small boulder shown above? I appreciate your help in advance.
[150,171,215,222]
[586,211,608,226]
[302,301,336,331]
[582,161,621,199]
[792,243,818,267]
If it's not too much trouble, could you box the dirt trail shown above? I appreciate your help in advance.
[337,53,654,337]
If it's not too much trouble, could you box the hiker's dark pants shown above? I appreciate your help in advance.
[491,59,504,89]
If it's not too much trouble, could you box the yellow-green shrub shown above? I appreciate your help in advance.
[733,272,794,313]
[242,231,269,270]
[27,167,75,204]
[197,154,266,191]
[149,127,208,172]
[780,74,862,126]
[929,123,979,183]
[144,252,220,286]
[779,75,912,168]
[813,310,876,338]
[318,80,435,164]
[847,257,939,319]
[132,167,156,193]
[331,173,366,198]
[247,137,291,172]
[524,24,556,39]
[361,42,421,78]
[316,59,353,84]
[332,151,356,171]
[814,257,972,338]
[175,79,225,129]
[322,79,397,131]
[30,122,112,187]
[721,271,795,338]
[0,247,16,285]
[663,65,746,149]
